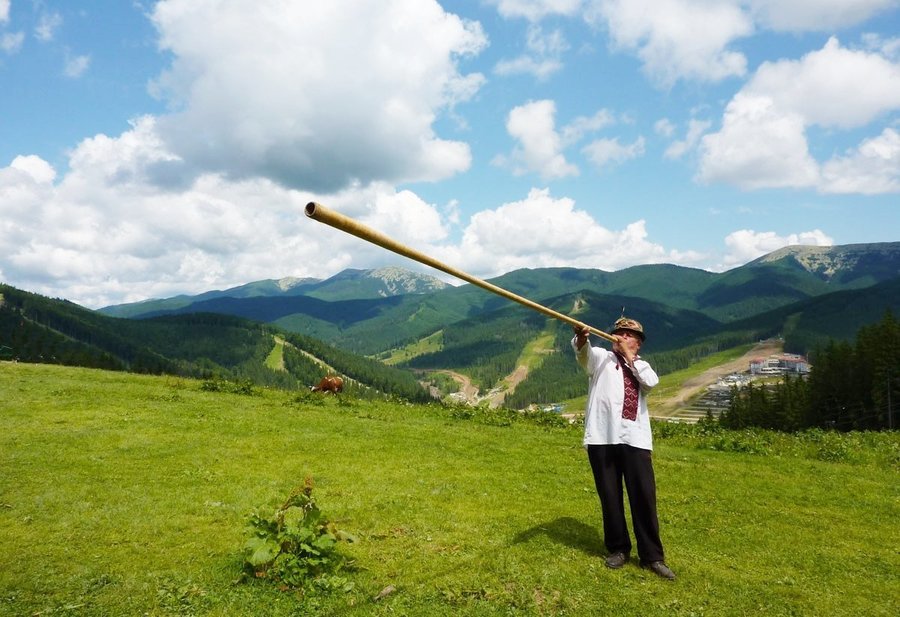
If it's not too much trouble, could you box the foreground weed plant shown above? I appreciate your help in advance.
[243,478,356,593]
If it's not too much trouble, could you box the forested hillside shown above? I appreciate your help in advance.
[0,284,429,401]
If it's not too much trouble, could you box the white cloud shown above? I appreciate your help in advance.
[0,157,58,256]
[698,37,900,192]
[585,0,752,87]
[0,113,475,308]
[494,25,567,80]
[1,31,24,54]
[11,155,56,183]
[721,229,834,269]
[63,52,90,78]
[0,0,8,23]
[746,37,900,129]
[487,0,897,92]
[494,55,563,80]
[497,99,580,179]
[361,190,450,247]
[664,118,711,159]
[443,187,688,276]
[654,118,675,138]
[862,33,900,60]
[149,0,487,193]
[488,0,584,21]
[747,0,899,31]
[698,94,819,189]
[820,127,900,194]
[561,109,615,144]
[582,135,645,168]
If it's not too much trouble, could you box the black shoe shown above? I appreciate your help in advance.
[604,552,629,569]
[642,561,675,580]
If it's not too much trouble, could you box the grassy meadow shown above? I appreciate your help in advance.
[1,361,898,616]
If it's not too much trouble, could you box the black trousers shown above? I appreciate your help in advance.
[587,444,665,563]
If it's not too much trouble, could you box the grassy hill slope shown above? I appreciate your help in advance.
[1,362,897,616]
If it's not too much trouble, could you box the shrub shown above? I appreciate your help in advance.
[242,478,356,592]
[200,378,258,395]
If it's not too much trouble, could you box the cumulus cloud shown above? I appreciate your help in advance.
[441,187,693,276]
[745,37,900,129]
[0,118,707,306]
[699,38,900,193]
[0,0,8,23]
[0,115,466,307]
[10,155,56,183]
[149,0,487,192]
[721,229,835,269]
[820,127,900,194]
[585,0,752,87]
[698,94,819,189]
[495,102,629,178]
[495,100,580,179]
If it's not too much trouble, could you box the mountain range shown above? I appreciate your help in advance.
[98,241,900,354]
[3,242,898,408]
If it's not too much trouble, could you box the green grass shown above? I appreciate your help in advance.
[264,336,285,371]
[517,331,556,372]
[1,362,898,616]
[378,330,443,365]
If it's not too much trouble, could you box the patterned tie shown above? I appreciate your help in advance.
[617,353,639,421]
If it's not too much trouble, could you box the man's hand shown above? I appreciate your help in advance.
[573,325,590,350]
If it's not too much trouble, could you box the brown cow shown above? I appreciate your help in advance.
[311,375,343,394]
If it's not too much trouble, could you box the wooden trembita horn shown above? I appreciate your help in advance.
[304,202,616,342]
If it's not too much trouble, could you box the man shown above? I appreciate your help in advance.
[572,316,675,580]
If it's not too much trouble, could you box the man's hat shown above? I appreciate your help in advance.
[612,316,645,341]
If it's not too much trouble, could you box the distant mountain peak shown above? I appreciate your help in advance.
[275,276,312,292]
[754,242,900,282]
[366,266,449,296]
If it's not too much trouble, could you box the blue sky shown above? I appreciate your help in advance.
[1,0,898,308]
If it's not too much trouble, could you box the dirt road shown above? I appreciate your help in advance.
[439,370,481,404]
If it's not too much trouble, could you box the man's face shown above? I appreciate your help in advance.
[615,329,643,353]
